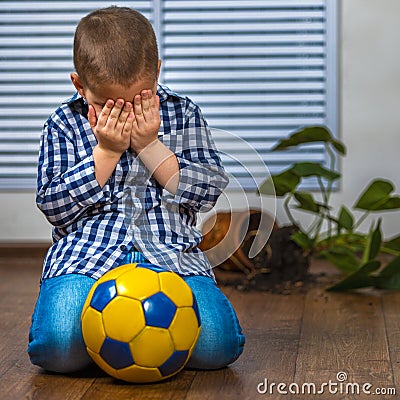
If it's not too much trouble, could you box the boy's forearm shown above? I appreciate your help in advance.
[93,140,179,192]
[37,154,106,229]
[138,139,179,194]
[93,145,121,188]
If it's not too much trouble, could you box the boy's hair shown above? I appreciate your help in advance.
[73,6,158,90]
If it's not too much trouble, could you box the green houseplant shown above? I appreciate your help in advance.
[258,126,400,291]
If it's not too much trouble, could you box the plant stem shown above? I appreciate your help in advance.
[354,211,370,230]
[380,246,400,257]
[323,142,339,246]
[284,194,298,228]
[307,215,322,238]
[325,143,336,204]
[326,143,336,189]
[311,214,325,244]
[317,176,328,204]
[317,175,330,242]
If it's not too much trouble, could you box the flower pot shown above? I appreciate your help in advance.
[199,209,277,273]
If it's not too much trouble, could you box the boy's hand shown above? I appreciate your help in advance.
[130,89,161,153]
[88,99,133,157]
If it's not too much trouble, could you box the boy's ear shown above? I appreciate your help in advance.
[70,73,86,98]
[157,60,162,80]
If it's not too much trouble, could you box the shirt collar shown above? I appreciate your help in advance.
[63,91,83,105]
[157,84,172,103]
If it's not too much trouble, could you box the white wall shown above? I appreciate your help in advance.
[331,0,400,239]
[334,0,400,238]
[0,0,399,241]
[235,0,400,240]
[0,191,50,241]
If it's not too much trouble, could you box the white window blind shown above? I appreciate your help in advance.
[161,0,337,189]
[0,0,337,190]
[0,1,152,189]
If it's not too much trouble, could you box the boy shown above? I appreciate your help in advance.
[28,6,245,373]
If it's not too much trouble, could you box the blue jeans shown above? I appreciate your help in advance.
[28,258,245,373]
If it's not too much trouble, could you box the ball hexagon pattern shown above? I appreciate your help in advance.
[102,296,145,342]
[142,292,177,328]
[81,263,201,383]
[115,267,160,300]
[130,326,174,367]
[89,279,117,312]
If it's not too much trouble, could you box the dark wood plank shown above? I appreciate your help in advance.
[0,261,41,377]
[80,370,197,400]
[382,292,400,397]
[0,259,197,400]
[0,242,51,259]
[1,365,99,400]
[185,289,306,400]
[294,288,395,400]
[0,260,100,400]
[3,257,400,399]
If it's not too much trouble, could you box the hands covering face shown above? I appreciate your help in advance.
[88,89,161,156]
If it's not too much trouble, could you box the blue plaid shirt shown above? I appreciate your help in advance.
[37,84,228,280]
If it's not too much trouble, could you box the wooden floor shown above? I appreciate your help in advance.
[1,255,399,400]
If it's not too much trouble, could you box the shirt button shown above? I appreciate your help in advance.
[120,245,128,251]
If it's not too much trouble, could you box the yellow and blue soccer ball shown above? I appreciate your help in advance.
[81,263,201,383]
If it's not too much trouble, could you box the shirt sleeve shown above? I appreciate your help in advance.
[165,102,229,213]
[36,122,106,228]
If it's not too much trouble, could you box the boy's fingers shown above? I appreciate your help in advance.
[141,90,151,115]
[152,93,160,119]
[106,99,125,129]
[123,111,135,135]
[87,105,97,130]
[116,102,133,132]
[133,94,144,126]
[147,90,159,118]
[97,99,115,127]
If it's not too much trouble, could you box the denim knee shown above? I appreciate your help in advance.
[183,275,245,370]
[28,274,95,373]
[28,321,92,373]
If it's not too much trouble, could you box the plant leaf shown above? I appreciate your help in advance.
[337,206,354,232]
[293,192,322,213]
[376,197,400,210]
[377,255,400,279]
[376,256,400,289]
[272,126,334,151]
[331,139,346,156]
[272,126,346,156]
[385,235,400,252]
[291,231,314,251]
[258,170,300,197]
[290,162,341,181]
[317,233,366,254]
[354,179,400,211]
[361,220,382,264]
[257,177,275,196]
[327,260,381,292]
[319,246,361,274]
